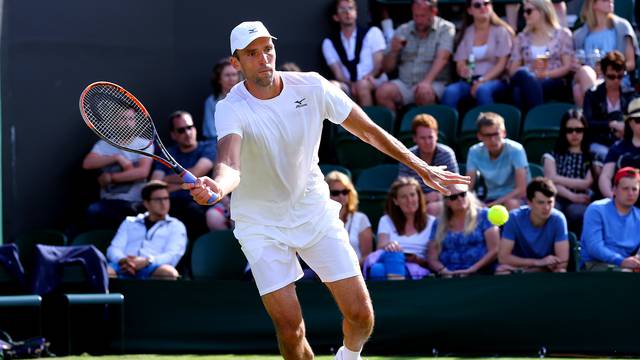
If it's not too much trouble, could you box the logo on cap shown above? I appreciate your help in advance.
[248,28,257,34]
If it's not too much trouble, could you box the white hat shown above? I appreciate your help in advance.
[229,21,277,55]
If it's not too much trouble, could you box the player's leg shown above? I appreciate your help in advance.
[325,275,374,358]
[262,283,314,360]
[298,226,373,359]
[234,222,311,359]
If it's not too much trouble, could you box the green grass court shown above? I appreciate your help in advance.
[57,356,625,360]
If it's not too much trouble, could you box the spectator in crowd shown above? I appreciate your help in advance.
[543,108,593,236]
[505,1,567,31]
[151,111,218,236]
[508,0,573,114]
[599,98,640,198]
[496,177,569,274]
[427,183,500,277]
[372,177,436,277]
[376,0,455,113]
[106,180,187,280]
[466,112,529,210]
[325,171,374,264]
[582,166,640,271]
[572,0,639,107]
[203,57,241,140]
[82,111,154,230]
[322,0,388,106]
[398,114,458,216]
[440,0,514,109]
[583,51,635,165]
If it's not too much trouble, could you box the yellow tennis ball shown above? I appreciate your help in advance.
[488,205,509,226]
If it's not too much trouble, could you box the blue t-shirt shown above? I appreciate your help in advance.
[604,139,640,164]
[584,28,617,65]
[502,206,568,259]
[154,140,217,199]
[467,138,530,200]
[581,198,640,266]
[430,207,495,270]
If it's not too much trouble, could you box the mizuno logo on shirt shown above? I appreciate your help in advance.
[295,97,308,109]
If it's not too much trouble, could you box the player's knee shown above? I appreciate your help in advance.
[345,302,375,332]
[274,317,306,344]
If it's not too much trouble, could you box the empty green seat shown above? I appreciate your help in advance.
[71,229,116,255]
[191,230,247,280]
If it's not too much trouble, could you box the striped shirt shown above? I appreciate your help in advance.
[398,143,459,194]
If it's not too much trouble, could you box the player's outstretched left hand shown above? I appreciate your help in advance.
[419,165,471,196]
[181,176,221,205]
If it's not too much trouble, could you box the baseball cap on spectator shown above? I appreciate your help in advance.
[614,166,640,186]
[230,21,277,55]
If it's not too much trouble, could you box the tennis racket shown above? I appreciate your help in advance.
[79,81,217,204]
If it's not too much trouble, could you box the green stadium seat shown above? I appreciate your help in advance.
[335,107,394,171]
[191,230,247,280]
[522,103,573,164]
[528,162,544,179]
[71,229,116,255]
[614,0,634,24]
[398,105,458,147]
[355,164,398,232]
[362,105,395,133]
[568,232,581,272]
[319,164,352,180]
[457,103,522,162]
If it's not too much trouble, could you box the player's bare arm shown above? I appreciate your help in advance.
[183,133,242,205]
[341,105,470,195]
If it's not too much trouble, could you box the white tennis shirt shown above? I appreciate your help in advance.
[215,71,354,227]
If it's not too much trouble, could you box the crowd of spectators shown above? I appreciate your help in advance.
[71,0,640,280]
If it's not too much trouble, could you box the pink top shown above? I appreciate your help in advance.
[454,24,514,76]
[510,27,574,72]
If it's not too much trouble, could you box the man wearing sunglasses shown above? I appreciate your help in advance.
[599,98,640,198]
[151,111,218,241]
[582,167,640,271]
[496,177,569,274]
[583,51,635,166]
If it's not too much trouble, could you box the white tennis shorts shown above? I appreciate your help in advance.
[233,204,361,296]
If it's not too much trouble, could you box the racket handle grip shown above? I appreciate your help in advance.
[180,170,218,204]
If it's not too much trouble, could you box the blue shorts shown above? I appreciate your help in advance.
[109,261,160,279]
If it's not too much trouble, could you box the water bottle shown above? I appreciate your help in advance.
[467,53,476,83]
[590,48,602,68]
[576,49,586,65]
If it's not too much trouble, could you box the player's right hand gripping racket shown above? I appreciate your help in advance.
[79,81,218,204]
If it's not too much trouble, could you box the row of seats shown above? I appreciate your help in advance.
[335,102,573,170]
[0,228,247,283]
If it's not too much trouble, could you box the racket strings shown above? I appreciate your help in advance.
[82,86,155,152]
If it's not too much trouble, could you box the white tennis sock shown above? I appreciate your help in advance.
[336,345,362,360]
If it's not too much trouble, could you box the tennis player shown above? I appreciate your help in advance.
[185,21,470,360]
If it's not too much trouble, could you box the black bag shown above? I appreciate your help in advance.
[0,330,54,359]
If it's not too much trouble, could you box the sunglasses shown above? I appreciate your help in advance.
[605,73,625,81]
[149,196,170,203]
[565,127,585,134]
[446,191,467,201]
[523,7,535,15]
[174,125,195,134]
[630,117,640,124]
[330,189,350,196]
[471,0,491,8]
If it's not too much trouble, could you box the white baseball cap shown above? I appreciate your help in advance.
[229,21,277,55]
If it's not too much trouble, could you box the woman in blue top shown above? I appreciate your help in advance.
[427,183,500,277]
[202,57,241,140]
[572,0,639,107]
